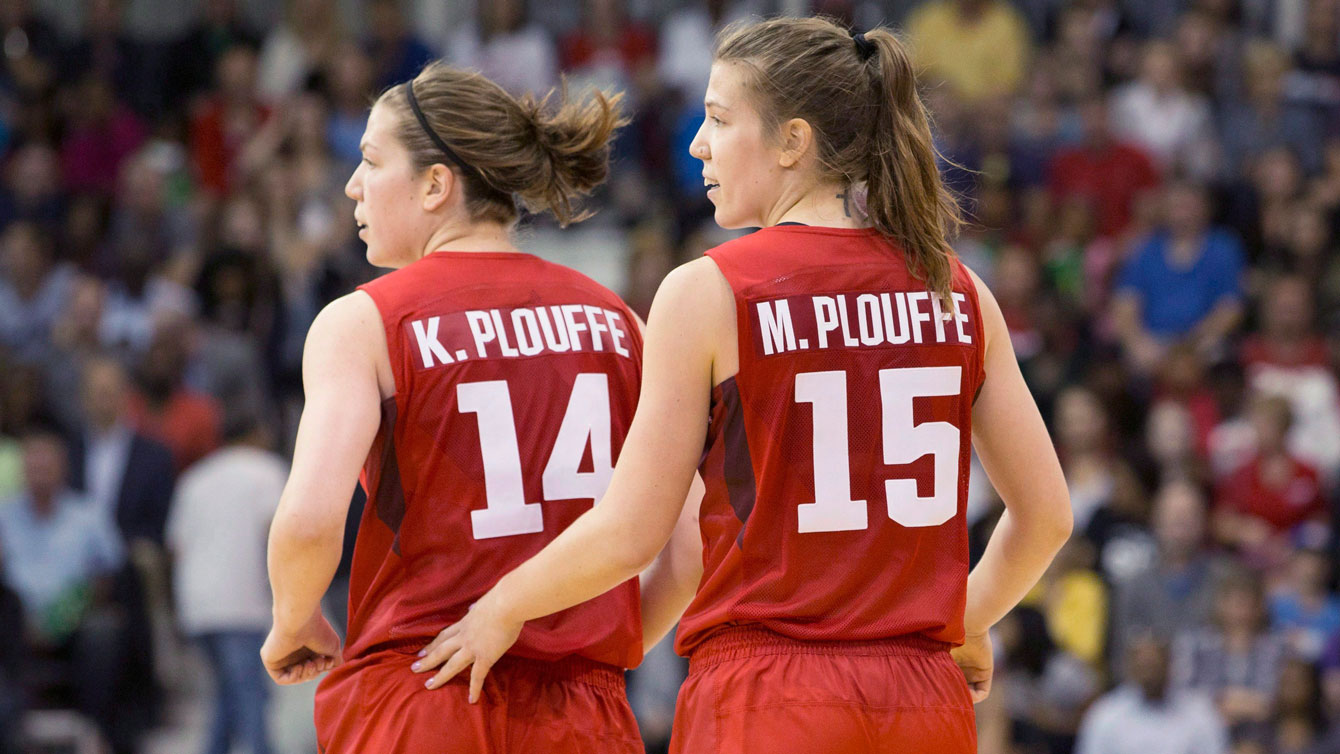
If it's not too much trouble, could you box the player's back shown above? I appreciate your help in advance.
[676,225,985,655]
[346,250,644,669]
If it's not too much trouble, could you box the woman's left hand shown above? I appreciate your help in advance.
[412,593,524,702]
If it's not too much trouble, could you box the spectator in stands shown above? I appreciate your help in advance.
[1110,40,1218,180]
[1076,633,1228,754]
[1219,41,1323,181]
[1047,94,1161,239]
[1214,393,1327,568]
[1110,181,1245,374]
[68,356,175,548]
[363,0,434,92]
[559,0,657,95]
[57,75,147,197]
[190,44,271,198]
[0,143,65,232]
[905,0,1031,103]
[1172,568,1287,727]
[1270,548,1340,662]
[1113,480,1233,661]
[1240,276,1340,485]
[996,605,1100,754]
[0,543,22,754]
[324,43,374,168]
[167,414,285,754]
[0,427,127,750]
[444,0,557,96]
[656,0,755,102]
[165,0,261,112]
[0,222,73,364]
[256,0,343,102]
[127,321,222,472]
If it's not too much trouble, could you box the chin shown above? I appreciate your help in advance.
[712,206,752,230]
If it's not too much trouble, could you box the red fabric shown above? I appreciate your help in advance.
[344,251,644,671]
[1240,336,1330,370]
[1047,142,1160,238]
[126,390,222,471]
[669,626,976,753]
[675,226,986,656]
[1216,455,1326,532]
[558,25,656,71]
[189,99,271,195]
[316,649,642,754]
[60,107,147,195]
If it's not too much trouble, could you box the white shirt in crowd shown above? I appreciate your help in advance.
[166,444,287,636]
[1075,685,1228,754]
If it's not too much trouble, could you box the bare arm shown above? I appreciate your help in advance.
[415,259,726,698]
[268,292,385,636]
[639,472,705,650]
[965,269,1073,637]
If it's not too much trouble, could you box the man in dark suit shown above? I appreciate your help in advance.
[68,355,175,547]
[66,355,175,747]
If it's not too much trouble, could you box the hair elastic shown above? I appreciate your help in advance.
[851,30,877,60]
[404,79,484,183]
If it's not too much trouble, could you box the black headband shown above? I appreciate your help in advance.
[404,79,484,183]
[851,30,877,60]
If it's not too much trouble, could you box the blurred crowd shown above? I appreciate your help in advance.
[0,0,1337,752]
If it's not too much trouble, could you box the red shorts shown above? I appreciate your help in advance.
[669,626,976,754]
[314,647,643,754]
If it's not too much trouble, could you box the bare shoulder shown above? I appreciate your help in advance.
[303,291,391,392]
[652,257,733,319]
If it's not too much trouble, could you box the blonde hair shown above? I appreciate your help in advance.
[715,17,963,299]
[376,62,627,227]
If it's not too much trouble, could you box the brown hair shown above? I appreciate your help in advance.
[715,17,963,299]
[376,61,626,227]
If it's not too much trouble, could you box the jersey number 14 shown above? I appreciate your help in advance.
[457,374,613,540]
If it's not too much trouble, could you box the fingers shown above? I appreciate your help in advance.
[968,677,992,703]
[413,634,462,674]
[425,647,474,691]
[468,656,495,704]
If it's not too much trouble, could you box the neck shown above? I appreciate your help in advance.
[416,221,520,261]
[769,180,871,229]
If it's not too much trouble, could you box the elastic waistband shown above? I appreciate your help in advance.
[362,638,626,694]
[688,625,951,674]
[490,653,627,694]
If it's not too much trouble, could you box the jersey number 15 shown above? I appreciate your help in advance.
[795,366,962,533]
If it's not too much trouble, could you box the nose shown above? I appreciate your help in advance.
[344,164,362,201]
[689,120,710,161]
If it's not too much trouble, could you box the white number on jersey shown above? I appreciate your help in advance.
[795,366,961,533]
[458,374,614,540]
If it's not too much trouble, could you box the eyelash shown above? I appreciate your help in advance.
[709,116,724,126]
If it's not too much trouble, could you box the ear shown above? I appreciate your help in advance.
[777,117,813,169]
[421,163,456,213]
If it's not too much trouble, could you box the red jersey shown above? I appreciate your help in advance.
[675,226,986,656]
[341,251,644,669]
[1216,454,1325,532]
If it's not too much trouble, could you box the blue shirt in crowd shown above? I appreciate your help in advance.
[0,490,124,621]
[1116,229,1245,337]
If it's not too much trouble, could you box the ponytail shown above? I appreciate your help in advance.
[862,29,963,302]
[380,61,627,227]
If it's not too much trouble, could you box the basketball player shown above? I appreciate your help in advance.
[417,18,1074,753]
[260,62,701,753]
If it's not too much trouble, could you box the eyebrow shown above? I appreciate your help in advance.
[703,99,730,111]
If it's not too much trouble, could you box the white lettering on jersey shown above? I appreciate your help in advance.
[411,316,454,368]
[757,300,797,356]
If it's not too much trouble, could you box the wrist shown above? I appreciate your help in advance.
[482,579,527,627]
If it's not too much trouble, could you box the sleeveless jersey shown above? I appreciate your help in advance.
[344,251,644,669]
[674,226,986,656]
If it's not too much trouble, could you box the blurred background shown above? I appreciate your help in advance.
[0,0,1336,752]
